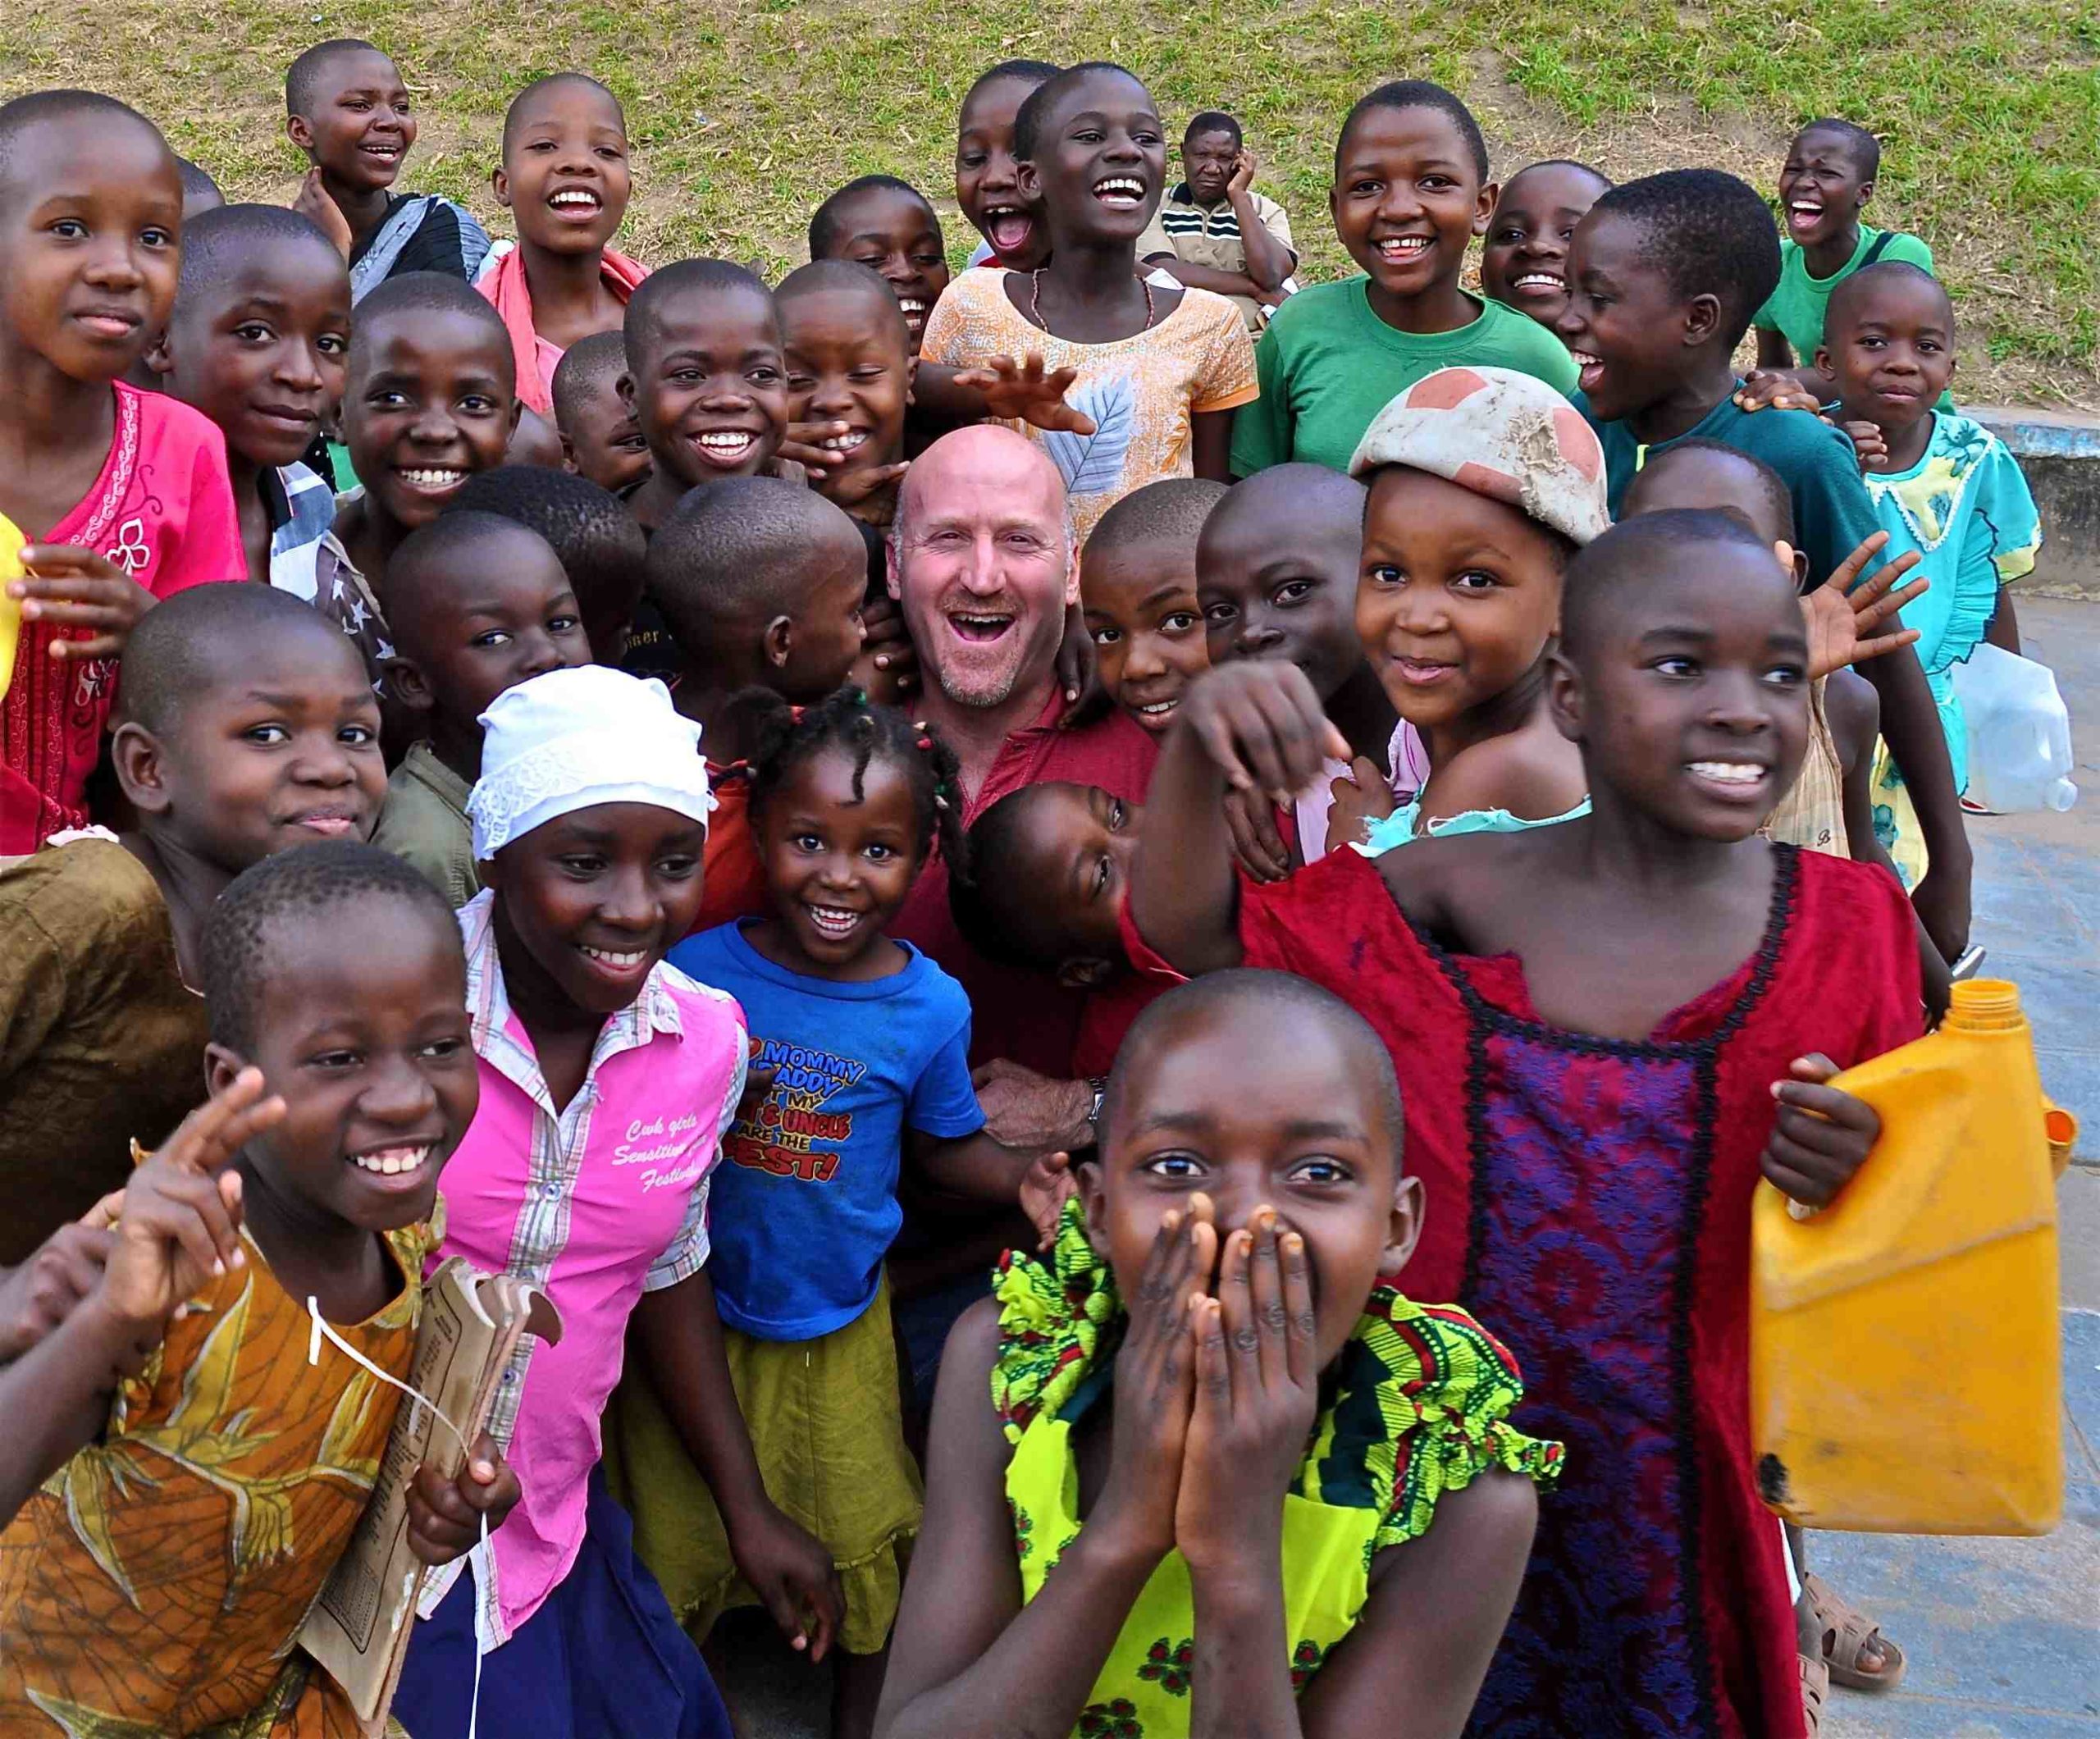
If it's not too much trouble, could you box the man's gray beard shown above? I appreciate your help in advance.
[934,658,1024,710]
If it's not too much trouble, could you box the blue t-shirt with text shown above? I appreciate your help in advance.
[667,921,984,1340]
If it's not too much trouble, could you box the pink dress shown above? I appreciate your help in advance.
[1,384,244,851]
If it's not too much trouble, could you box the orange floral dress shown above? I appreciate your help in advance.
[919,269,1258,544]
[0,1220,433,1737]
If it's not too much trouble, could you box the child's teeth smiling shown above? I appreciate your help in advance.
[350,1143,431,1177]
[1687,760,1764,786]
[819,431,870,454]
[1376,235,1432,262]
[985,208,1031,249]
[580,943,649,970]
[1513,272,1565,291]
[399,467,466,493]
[1093,176,1145,209]
[550,188,602,212]
[694,431,756,462]
[806,904,862,938]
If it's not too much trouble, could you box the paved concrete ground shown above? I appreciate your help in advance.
[710,599,2100,1738]
[1817,594,2100,1738]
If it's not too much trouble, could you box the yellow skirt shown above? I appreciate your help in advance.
[601,1273,921,1657]
[1869,739,1931,891]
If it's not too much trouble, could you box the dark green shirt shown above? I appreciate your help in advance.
[1577,388,1883,586]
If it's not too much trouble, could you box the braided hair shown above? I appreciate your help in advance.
[741,687,970,877]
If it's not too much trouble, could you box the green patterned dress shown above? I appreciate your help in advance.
[990,1206,1564,1737]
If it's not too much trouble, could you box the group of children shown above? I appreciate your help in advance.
[0,33,2048,1739]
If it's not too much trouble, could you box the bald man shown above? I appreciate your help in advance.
[883,428,1157,1380]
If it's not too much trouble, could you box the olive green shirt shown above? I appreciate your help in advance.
[0,835,208,1262]
[372,742,480,908]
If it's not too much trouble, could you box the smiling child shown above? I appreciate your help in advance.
[0,841,515,1733]
[779,259,916,527]
[1751,120,1937,398]
[0,582,385,1254]
[284,38,492,299]
[393,665,838,1736]
[809,176,952,354]
[621,258,793,533]
[148,203,350,590]
[1079,477,1222,736]
[1132,509,1924,1738]
[0,90,245,852]
[1230,82,1578,478]
[476,72,648,416]
[1480,159,1611,331]
[614,691,1034,1739]
[920,62,1257,541]
[955,60,1062,272]
[309,273,516,710]
[1198,463,1399,863]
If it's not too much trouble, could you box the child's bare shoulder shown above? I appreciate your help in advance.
[1422,727,1582,828]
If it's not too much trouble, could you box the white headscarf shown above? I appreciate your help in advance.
[466,666,716,861]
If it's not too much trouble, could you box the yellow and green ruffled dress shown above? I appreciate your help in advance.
[991,1207,1564,1738]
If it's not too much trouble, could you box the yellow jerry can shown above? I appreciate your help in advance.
[1751,979,2070,1534]
[0,513,22,705]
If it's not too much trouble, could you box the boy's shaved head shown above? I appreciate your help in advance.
[1340,80,1488,182]
[284,38,391,116]
[1826,258,1951,336]
[807,175,936,259]
[1796,117,1881,181]
[775,258,910,345]
[624,257,776,359]
[1103,969,1404,1158]
[646,476,864,653]
[502,71,621,152]
[1087,477,1227,559]
[351,269,513,380]
[449,464,645,655]
[203,841,459,1053]
[1559,508,1776,660]
[1622,438,1796,545]
[120,582,367,736]
[0,90,168,204]
[176,155,224,212]
[382,511,564,653]
[550,329,630,424]
[1013,61,1145,163]
[1204,462,1365,541]
[176,203,340,298]
[1588,169,1782,345]
[965,58,1061,112]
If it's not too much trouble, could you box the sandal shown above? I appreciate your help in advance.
[1799,1654,1829,1736]
[1801,1572,1907,1693]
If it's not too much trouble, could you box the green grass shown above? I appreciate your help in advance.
[3,0,2097,404]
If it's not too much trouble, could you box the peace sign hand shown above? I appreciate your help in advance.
[101,1069,285,1329]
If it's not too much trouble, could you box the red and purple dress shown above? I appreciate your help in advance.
[1130,842,1923,1738]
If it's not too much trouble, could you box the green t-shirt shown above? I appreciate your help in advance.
[1752,223,1936,364]
[1577,387,1883,587]
[1230,277,1581,476]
